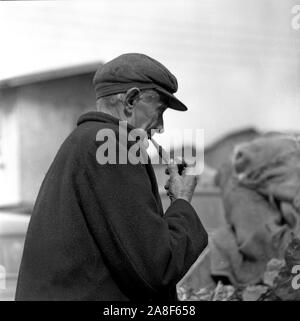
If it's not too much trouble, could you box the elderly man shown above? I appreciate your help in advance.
[15,53,208,301]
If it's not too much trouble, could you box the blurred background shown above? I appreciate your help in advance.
[0,0,299,300]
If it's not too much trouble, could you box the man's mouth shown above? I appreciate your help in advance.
[147,128,161,138]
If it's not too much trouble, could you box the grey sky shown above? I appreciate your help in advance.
[0,0,299,150]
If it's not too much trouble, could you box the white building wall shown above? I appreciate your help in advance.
[0,101,20,206]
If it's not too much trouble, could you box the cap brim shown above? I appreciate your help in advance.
[155,87,188,111]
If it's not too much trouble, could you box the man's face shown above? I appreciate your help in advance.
[132,90,168,138]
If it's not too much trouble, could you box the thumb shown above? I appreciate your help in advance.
[167,159,179,176]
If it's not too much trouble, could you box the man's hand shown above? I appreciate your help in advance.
[164,159,199,203]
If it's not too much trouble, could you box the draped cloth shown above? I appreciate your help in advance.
[210,134,300,285]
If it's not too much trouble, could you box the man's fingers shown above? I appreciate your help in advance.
[182,161,202,176]
[166,163,185,175]
[167,159,179,176]
[166,158,198,176]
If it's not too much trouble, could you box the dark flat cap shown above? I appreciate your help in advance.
[93,53,187,111]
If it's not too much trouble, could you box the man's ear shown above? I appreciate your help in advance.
[124,87,140,113]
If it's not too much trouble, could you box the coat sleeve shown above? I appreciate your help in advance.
[79,137,208,299]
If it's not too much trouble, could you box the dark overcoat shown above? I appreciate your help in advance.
[15,111,208,301]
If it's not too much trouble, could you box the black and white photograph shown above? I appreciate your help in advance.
[0,0,300,309]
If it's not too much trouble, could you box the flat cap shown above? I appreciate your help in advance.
[93,53,187,111]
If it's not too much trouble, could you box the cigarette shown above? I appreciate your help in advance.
[150,137,170,164]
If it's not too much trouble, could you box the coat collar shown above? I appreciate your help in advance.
[77,111,136,132]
